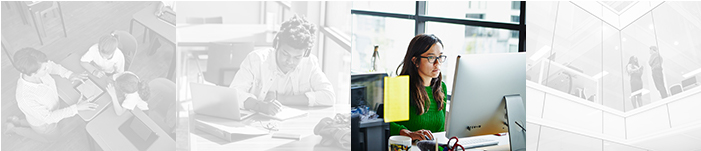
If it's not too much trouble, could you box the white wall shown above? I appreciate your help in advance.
[176,1,261,24]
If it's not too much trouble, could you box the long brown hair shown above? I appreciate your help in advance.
[396,34,445,115]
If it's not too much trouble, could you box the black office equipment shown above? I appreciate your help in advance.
[351,85,366,107]
[119,116,159,151]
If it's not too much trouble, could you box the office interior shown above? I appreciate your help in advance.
[527,1,701,151]
[350,1,524,151]
[175,1,352,150]
[1,1,176,151]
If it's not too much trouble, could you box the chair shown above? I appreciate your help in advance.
[146,78,176,139]
[203,42,254,87]
[682,76,698,90]
[351,114,361,151]
[186,16,223,24]
[111,31,138,71]
[670,84,683,96]
[27,1,67,45]
[185,17,204,24]
[203,16,223,24]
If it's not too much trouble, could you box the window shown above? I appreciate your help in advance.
[512,1,521,10]
[511,15,520,23]
[352,1,526,92]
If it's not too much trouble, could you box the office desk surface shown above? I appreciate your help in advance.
[176,24,270,46]
[186,103,350,150]
[408,132,511,151]
[55,53,113,121]
[86,107,175,151]
[131,3,175,44]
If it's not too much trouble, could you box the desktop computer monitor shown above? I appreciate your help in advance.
[445,53,526,150]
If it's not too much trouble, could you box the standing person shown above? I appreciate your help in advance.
[390,34,448,142]
[627,56,644,108]
[649,46,667,99]
[7,48,97,142]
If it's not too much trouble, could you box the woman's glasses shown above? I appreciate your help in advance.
[418,55,447,64]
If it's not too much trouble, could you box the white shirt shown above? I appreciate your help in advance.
[121,92,149,111]
[80,44,125,74]
[230,48,335,107]
[16,61,77,128]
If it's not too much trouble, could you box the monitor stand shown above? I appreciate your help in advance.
[503,94,526,151]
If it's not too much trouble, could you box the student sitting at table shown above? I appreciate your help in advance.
[80,34,125,78]
[6,48,98,142]
[106,71,150,116]
[229,15,335,115]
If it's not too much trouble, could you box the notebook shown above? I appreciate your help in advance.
[74,78,104,102]
[256,107,308,121]
[384,75,410,123]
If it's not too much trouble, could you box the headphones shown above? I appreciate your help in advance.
[272,29,312,57]
[113,71,140,82]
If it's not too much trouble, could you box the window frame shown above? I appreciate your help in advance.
[351,1,527,52]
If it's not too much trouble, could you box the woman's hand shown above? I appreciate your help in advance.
[400,129,434,141]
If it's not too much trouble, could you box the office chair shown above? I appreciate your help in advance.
[185,17,204,24]
[147,78,177,139]
[670,84,683,96]
[203,42,254,87]
[682,76,698,90]
[203,16,223,24]
[111,31,138,71]
[351,114,361,151]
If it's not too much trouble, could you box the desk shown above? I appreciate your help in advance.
[186,103,350,150]
[130,2,176,80]
[408,132,510,151]
[55,53,112,121]
[359,118,388,151]
[86,107,175,151]
[130,3,175,44]
[176,24,271,46]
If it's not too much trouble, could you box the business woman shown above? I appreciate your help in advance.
[391,34,448,142]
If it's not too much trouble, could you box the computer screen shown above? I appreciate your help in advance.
[445,53,526,139]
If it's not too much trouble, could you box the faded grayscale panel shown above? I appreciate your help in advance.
[2,1,176,151]
[175,1,351,151]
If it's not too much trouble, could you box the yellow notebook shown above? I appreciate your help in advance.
[384,75,410,123]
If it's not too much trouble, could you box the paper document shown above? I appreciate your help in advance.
[76,79,103,102]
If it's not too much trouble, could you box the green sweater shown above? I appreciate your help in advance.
[390,82,447,135]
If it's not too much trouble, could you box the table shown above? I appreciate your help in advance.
[86,107,175,151]
[359,118,387,151]
[186,102,350,150]
[176,24,271,46]
[55,53,112,121]
[130,3,175,44]
[129,2,176,80]
[408,132,511,151]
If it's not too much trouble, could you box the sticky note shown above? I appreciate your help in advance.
[384,75,409,123]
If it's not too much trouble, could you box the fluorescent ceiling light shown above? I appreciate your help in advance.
[683,68,701,78]
[592,71,609,80]
[529,46,551,61]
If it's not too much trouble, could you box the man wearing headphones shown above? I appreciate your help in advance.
[229,15,335,115]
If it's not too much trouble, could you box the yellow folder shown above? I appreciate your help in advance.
[384,75,409,123]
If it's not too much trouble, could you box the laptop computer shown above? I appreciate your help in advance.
[190,83,253,120]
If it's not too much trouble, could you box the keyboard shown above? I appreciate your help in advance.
[456,138,499,149]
